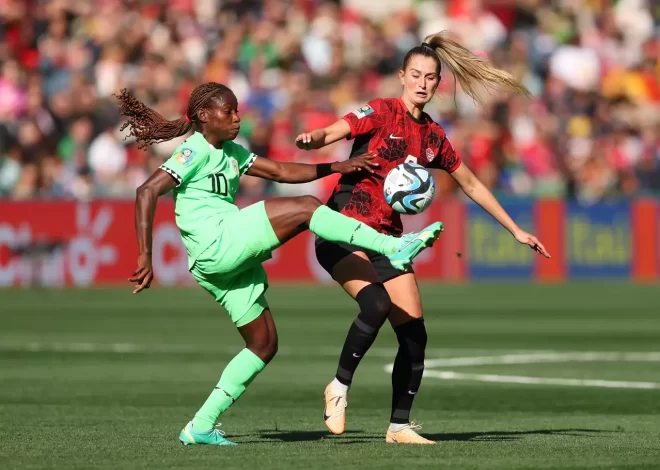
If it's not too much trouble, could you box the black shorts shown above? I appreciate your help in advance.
[314,236,413,284]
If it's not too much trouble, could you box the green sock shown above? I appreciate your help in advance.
[309,205,401,255]
[192,348,266,430]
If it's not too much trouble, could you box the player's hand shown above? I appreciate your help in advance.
[129,252,154,294]
[514,230,551,258]
[295,132,313,150]
[331,152,380,175]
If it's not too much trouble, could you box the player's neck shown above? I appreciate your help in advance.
[200,130,224,148]
[400,96,424,121]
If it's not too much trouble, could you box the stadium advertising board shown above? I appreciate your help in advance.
[566,201,631,279]
[466,200,535,280]
[0,199,657,286]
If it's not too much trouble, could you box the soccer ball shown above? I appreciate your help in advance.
[383,163,435,215]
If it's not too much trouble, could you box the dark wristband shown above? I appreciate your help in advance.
[316,163,333,178]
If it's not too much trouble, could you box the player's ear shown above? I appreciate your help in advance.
[196,109,207,123]
[398,69,405,86]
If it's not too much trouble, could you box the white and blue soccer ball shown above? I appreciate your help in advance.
[383,163,435,215]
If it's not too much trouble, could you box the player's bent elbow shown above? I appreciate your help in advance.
[135,182,159,202]
[135,183,148,198]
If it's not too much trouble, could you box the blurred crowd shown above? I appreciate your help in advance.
[0,0,658,204]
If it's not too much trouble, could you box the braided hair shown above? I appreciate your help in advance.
[114,82,233,149]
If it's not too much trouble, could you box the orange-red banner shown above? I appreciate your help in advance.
[0,198,657,286]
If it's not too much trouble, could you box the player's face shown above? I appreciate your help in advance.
[201,93,241,141]
[399,55,440,107]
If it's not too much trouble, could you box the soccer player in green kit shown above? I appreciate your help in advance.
[114,82,443,446]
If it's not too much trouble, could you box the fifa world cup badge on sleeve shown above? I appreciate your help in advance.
[426,148,435,162]
[175,148,197,166]
[354,104,375,120]
[231,159,239,174]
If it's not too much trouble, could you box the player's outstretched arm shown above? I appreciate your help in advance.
[450,163,551,258]
[129,170,178,294]
[246,151,379,183]
[295,118,352,150]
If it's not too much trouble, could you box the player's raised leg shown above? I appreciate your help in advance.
[264,195,441,270]
[319,251,392,434]
[384,273,434,444]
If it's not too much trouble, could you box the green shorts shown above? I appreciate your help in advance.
[191,201,280,327]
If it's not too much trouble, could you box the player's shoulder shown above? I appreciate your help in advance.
[356,97,397,115]
[170,132,210,164]
[176,131,210,153]
[375,97,400,114]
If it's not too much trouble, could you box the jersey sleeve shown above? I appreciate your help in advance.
[341,98,387,140]
[428,134,462,173]
[160,140,210,186]
[225,140,258,175]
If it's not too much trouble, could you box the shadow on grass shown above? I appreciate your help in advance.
[255,429,377,443]
[429,428,616,442]
[237,428,617,443]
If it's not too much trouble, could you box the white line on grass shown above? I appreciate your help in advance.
[422,352,660,368]
[7,340,659,391]
[422,371,660,389]
[384,351,660,390]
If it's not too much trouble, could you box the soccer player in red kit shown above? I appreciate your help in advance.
[295,32,551,444]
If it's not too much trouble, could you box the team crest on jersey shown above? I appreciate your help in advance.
[175,148,196,166]
[231,159,239,174]
[426,148,435,162]
[354,104,375,120]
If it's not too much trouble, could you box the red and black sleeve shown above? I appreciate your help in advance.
[341,98,387,140]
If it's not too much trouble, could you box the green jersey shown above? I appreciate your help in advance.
[159,132,258,269]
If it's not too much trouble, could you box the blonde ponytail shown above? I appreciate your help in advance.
[423,31,531,104]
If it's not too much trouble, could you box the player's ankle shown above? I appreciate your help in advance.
[331,377,349,395]
[192,416,215,431]
[388,422,409,433]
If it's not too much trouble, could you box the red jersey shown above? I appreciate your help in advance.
[327,97,461,235]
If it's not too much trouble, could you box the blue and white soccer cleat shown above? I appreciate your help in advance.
[179,421,237,446]
[388,222,443,271]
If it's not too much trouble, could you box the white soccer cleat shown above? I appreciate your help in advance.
[386,421,436,444]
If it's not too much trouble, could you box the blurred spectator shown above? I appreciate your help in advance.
[0,0,657,204]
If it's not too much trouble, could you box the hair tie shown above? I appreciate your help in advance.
[421,42,434,50]
[184,114,191,123]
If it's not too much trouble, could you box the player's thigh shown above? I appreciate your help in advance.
[264,195,320,244]
[195,201,280,275]
[193,264,270,329]
[315,238,381,298]
[384,273,423,328]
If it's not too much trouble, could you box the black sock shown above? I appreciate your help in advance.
[335,283,392,386]
[390,319,427,424]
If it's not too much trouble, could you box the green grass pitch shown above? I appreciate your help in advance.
[1,283,659,469]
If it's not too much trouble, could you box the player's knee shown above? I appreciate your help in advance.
[261,342,278,364]
[249,334,278,364]
[356,283,392,329]
[394,318,427,361]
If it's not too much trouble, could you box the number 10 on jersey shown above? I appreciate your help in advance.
[208,173,228,195]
